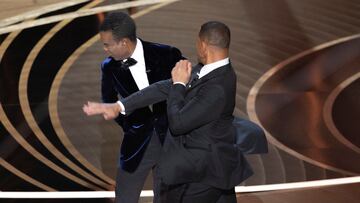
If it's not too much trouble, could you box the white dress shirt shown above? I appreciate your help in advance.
[198,57,229,79]
[118,38,149,114]
[173,57,230,86]
[128,38,149,90]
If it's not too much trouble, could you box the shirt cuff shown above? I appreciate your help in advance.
[173,81,186,87]
[117,101,126,115]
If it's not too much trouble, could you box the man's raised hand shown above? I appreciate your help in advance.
[171,60,192,85]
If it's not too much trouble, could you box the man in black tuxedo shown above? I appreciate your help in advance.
[97,12,183,203]
[85,21,253,202]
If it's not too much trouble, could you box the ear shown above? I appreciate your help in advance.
[197,39,205,52]
[122,38,129,45]
[114,38,122,45]
[200,39,206,49]
[201,40,209,57]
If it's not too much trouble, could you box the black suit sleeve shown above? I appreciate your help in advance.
[121,79,172,114]
[161,46,184,78]
[169,47,185,64]
[167,84,226,135]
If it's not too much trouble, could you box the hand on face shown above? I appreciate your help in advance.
[83,101,121,120]
[171,60,192,85]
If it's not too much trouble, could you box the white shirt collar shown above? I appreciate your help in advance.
[128,38,145,65]
[198,57,230,79]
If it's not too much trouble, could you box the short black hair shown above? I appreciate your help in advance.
[199,21,230,48]
[99,12,136,42]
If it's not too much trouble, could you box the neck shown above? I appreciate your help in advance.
[127,39,137,58]
[204,50,228,65]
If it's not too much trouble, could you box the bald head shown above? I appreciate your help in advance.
[199,21,231,49]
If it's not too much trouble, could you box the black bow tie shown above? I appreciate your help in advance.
[115,57,137,70]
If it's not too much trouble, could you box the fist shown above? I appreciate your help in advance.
[171,60,192,84]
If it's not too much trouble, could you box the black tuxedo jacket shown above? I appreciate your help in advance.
[121,63,253,189]
[100,40,183,172]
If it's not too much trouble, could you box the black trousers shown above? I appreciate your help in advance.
[161,182,237,203]
[115,132,162,203]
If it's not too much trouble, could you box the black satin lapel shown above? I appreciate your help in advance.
[145,61,159,84]
[112,67,139,96]
[186,63,203,88]
[188,73,198,84]
[143,41,161,84]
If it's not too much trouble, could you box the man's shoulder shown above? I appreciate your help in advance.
[100,56,114,71]
[142,40,173,50]
[142,40,181,55]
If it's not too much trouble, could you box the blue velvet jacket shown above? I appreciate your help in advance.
[100,40,183,172]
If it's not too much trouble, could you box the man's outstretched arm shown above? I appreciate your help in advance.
[83,79,172,120]
[83,60,192,120]
[120,79,172,114]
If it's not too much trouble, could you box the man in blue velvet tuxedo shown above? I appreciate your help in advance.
[98,12,183,203]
